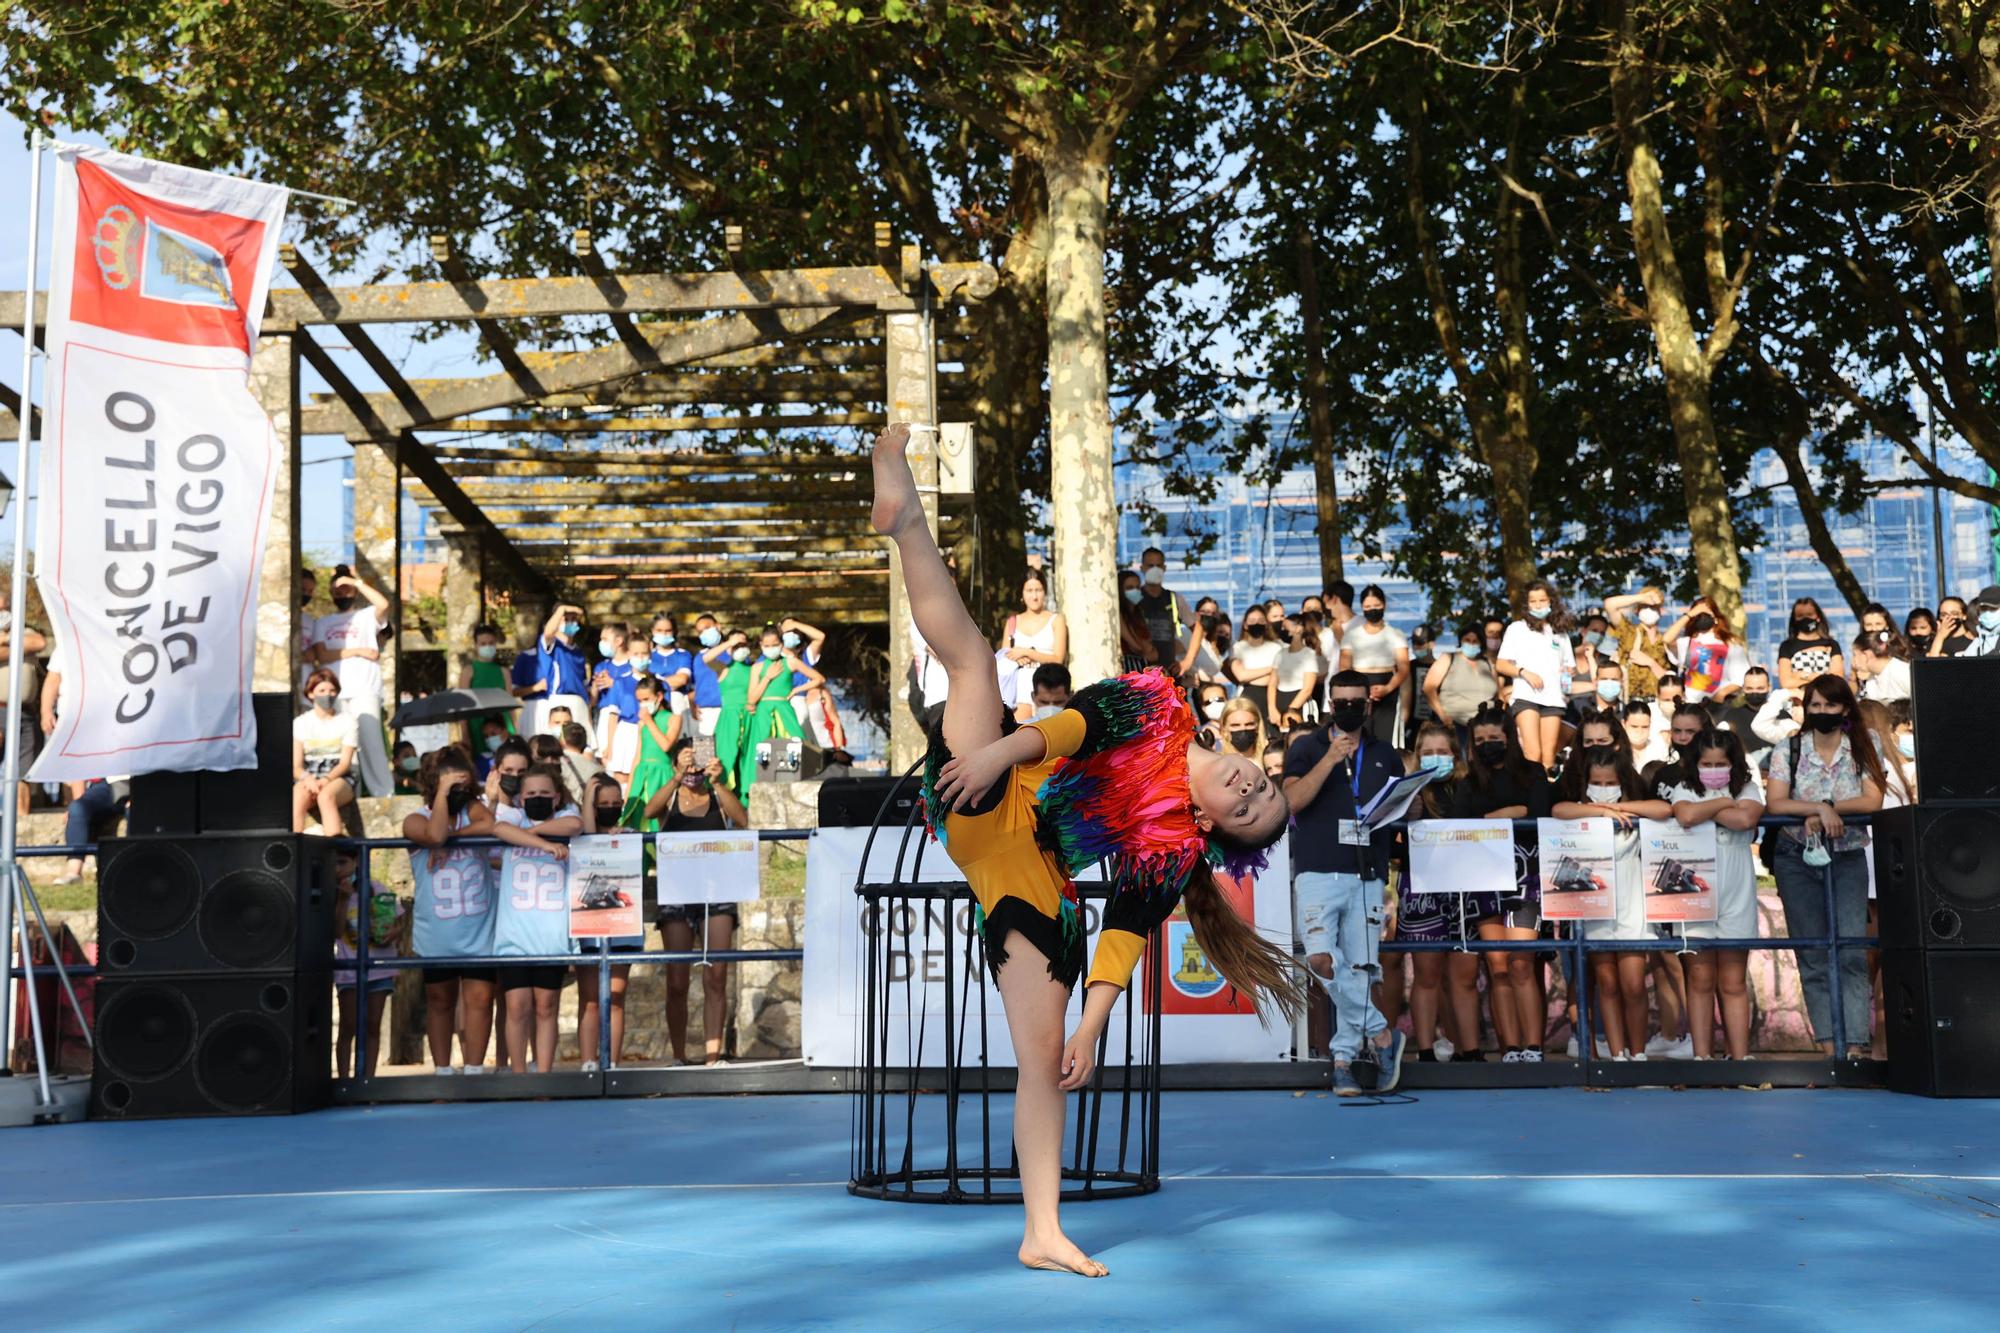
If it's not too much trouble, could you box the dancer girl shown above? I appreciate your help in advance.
[872,423,1300,1278]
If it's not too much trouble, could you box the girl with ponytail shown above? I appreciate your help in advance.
[873,424,1302,1280]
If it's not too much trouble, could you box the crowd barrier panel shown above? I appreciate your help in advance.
[8,815,1877,1090]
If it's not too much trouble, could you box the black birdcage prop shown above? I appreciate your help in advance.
[847,769,1163,1204]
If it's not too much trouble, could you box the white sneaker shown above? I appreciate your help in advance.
[1645,1033,1694,1059]
[1565,1034,1580,1059]
[1519,1048,1543,1063]
[1501,1049,1523,1063]
[1432,1036,1455,1062]
[462,1064,491,1075]
[580,1060,600,1073]
[435,1066,459,1076]
[1611,1052,1629,1062]
[1628,1051,1648,1062]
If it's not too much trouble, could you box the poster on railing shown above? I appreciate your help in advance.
[566,833,644,940]
[1407,819,1517,896]
[800,825,1294,1066]
[655,830,761,905]
[1536,818,1617,921]
[1639,819,1719,924]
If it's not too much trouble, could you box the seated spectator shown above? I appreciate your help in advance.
[648,739,750,1066]
[332,844,408,1079]
[392,739,421,795]
[560,722,606,796]
[1027,662,1073,720]
[1854,630,1912,703]
[575,773,638,1073]
[293,669,359,835]
[51,778,131,885]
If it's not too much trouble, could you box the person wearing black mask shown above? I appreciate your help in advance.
[576,774,639,1074]
[403,746,500,1075]
[484,735,534,812]
[647,739,751,1066]
[1719,666,1773,768]
[1215,697,1268,761]
[1337,585,1410,746]
[1927,595,1977,658]
[1452,704,1555,1062]
[491,764,584,1074]
[1776,598,1844,692]
[1281,670,1411,1095]
[1227,606,1284,726]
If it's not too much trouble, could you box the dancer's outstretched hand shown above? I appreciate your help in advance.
[1058,1028,1097,1091]
[935,741,1010,812]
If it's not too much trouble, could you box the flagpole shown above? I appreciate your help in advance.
[1,128,45,1078]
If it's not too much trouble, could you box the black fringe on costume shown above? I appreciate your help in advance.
[979,895,1086,991]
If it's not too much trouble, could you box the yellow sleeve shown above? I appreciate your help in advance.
[1085,929,1147,992]
[1022,707,1088,762]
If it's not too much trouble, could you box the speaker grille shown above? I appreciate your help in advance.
[195,1013,293,1111]
[99,842,202,942]
[96,983,198,1082]
[198,867,299,969]
[1920,808,2000,916]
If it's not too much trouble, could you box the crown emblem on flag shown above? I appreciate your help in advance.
[92,204,139,289]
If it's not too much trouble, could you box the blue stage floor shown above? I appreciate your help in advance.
[2,1088,1996,1330]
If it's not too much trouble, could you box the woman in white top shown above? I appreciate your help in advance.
[1664,728,1765,1060]
[998,571,1068,719]
[1273,614,1322,727]
[1494,579,1576,775]
[1227,605,1285,726]
[1853,630,1913,704]
[292,668,358,834]
[1336,584,1409,745]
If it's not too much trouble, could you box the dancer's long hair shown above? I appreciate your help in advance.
[1184,833,1309,1027]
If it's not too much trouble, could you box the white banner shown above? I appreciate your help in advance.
[31,144,287,780]
[800,825,1295,1067]
[1408,819,1518,896]
[655,829,761,905]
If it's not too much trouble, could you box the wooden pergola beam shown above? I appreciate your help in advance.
[501,532,893,554]
[428,503,871,526]
[406,411,887,438]
[431,234,548,398]
[438,480,874,504]
[425,446,868,469]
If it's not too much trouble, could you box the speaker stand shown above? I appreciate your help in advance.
[5,865,93,1120]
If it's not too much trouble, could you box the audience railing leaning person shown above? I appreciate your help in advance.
[491,763,582,1074]
[646,739,751,1066]
[293,668,359,835]
[1454,704,1554,1062]
[403,746,499,1076]
[1393,722,1491,1062]
[1663,729,1764,1060]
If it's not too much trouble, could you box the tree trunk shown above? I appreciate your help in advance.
[1611,22,1750,631]
[1489,87,1541,606]
[1044,144,1119,687]
[1294,228,1344,589]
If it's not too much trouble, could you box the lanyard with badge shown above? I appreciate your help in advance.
[1337,736,1372,847]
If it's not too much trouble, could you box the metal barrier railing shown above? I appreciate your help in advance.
[7,814,1880,1087]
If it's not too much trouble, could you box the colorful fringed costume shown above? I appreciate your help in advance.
[919,669,1213,992]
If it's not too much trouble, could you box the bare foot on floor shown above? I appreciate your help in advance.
[870,422,922,537]
[1019,1234,1108,1278]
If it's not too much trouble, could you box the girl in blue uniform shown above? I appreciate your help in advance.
[493,763,583,1073]
[403,747,498,1075]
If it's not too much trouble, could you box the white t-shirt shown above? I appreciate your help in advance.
[1498,620,1572,707]
[1228,638,1282,681]
[1343,623,1406,672]
[1861,657,1912,703]
[313,607,384,703]
[293,707,359,777]
[1275,643,1320,692]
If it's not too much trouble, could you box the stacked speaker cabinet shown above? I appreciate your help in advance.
[90,693,339,1119]
[1876,658,2000,1097]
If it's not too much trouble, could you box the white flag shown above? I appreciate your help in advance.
[31,144,288,779]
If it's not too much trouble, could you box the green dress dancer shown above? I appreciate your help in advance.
[622,706,676,832]
[740,655,804,794]
[469,656,517,735]
[712,659,753,793]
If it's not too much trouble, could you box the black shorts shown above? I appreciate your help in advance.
[422,965,496,987]
[497,965,568,993]
[657,903,739,930]
[1509,699,1567,720]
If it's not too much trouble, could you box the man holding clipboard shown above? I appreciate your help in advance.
[1283,670,1415,1096]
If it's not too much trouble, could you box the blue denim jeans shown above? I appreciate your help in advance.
[1772,840,1871,1048]
[1295,871,1386,1061]
[64,780,124,849]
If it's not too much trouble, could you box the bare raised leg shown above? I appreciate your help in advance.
[872,422,1004,757]
[994,932,1108,1278]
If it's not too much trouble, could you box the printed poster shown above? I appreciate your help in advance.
[655,829,761,905]
[567,833,644,939]
[1537,817,1616,921]
[1408,819,1518,897]
[1639,819,1719,924]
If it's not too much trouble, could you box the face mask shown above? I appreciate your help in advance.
[1742,691,1770,711]
[1031,704,1063,722]
[1897,733,1916,759]
[399,755,420,774]
[762,645,783,660]
[680,770,710,792]
[594,804,623,826]
[1795,618,1820,635]
[332,595,356,612]
[1596,680,1622,702]
[1806,712,1844,734]
[782,632,802,649]
[1245,623,1268,640]
[699,628,722,648]
[631,662,649,678]
[1980,609,2000,632]
[1528,605,1551,621]
[562,621,581,638]
[1587,784,1625,805]
[1698,765,1733,791]
[1637,608,1660,627]
[498,772,524,797]
[312,694,338,713]
[1202,701,1226,721]
[1123,588,1143,605]
[598,640,616,657]
[1688,613,1716,636]
[1363,607,1385,625]
[1420,753,1454,778]
[1485,636,1502,653]
[476,643,498,661]
[640,696,660,715]
[654,632,675,647]
[1584,631,1605,649]
[732,646,753,664]
[522,795,557,822]
[1330,702,1368,734]
[1461,643,1481,659]
[1475,739,1508,767]
[1143,567,1165,587]
[1227,728,1258,753]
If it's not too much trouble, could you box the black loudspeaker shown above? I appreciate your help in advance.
[1911,658,2000,804]
[127,692,296,836]
[1872,805,2000,951]
[90,971,331,1118]
[96,835,337,976]
[1881,949,2000,1097]
[818,776,921,829]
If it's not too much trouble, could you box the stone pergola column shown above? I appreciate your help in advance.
[352,437,401,704]
[441,525,484,689]
[250,334,301,693]
[883,255,940,773]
